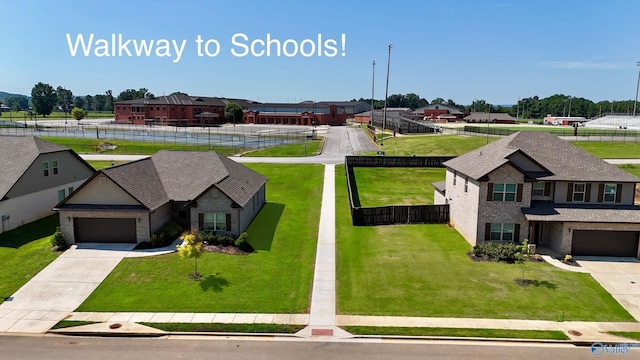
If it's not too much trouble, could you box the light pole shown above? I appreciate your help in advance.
[381,43,392,146]
[633,61,640,117]
[371,59,376,126]
[486,103,491,144]
[567,96,573,118]
[516,98,520,119]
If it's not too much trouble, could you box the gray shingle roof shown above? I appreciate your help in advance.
[0,136,70,198]
[432,180,446,194]
[443,131,640,183]
[99,151,266,210]
[522,201,640,223]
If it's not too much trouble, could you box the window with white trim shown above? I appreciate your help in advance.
[203,213,226,231]
[603,184,616,202]
[532,182,545,196]
[53,160,59,175]
[43,161,49,176]
[492,183,516,201]
[573,183,586,202]
[490,223,514,241]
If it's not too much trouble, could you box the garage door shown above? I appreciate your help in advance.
[572,230,639,257]
[74,218,137,243]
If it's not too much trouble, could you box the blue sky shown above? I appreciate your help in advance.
[2,0,640,105]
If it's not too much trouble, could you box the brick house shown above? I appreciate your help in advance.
[55,151,267,244]
[434,131,640,257]
[0,136,95,233]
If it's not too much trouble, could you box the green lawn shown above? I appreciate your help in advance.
[366,135,496,156]
[76,164,323,313]
[0,215,60,304]
[85,160,127,170]
[343,326,569,340]
[244,141,322,157]
[608,331,640,341]
[352,167,445,206]
[140,323,305,333]
[335,167,633,321]
[572,142,640,159]
[619,164,640,178]
[40,137,224,155]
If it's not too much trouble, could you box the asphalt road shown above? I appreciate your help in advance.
[0,335,599,360]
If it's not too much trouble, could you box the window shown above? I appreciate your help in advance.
[603,184,617,202]
[68,187,74,194]
[492,183,516,201]
[572,183,586,202]
[43,161,49,176]
[453,171,457,186]
[532,182,545,196]
[203,213,226,231]
[53,160,59,175]
[464,177,469,193]
[490,223,514,241]
[58,189,65,202]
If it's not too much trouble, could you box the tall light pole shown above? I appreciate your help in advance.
[633,61,640,117]
[381,43,392,146]
[516,98,520,119]
[567,96,573,117]
[486,103,491,144]
[371,59,376,125]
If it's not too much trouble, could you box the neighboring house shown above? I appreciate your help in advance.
[0,136,95,233]
[55,151,267,244]
[434,131,640,257]
[464,112,516,124]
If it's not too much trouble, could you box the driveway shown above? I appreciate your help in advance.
[576,256,640,321]
[0,243,135,333]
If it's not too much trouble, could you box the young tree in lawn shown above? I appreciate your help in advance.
[31,82,57,117]
[177,229,204,279]
[71,107,85,120]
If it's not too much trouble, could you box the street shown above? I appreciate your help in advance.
[0,335,598,360]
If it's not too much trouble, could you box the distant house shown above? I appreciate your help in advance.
[0,136,95,233]
[464,112,516,124]
[0,104,10,112]
[434,131,640,257]
[413,104,465,122]
[55,151,267,244]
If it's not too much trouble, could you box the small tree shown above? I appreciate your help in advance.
[224,102,243,125]
[71,107,85,120]
[515,238,529,281]
[50,227,69,251]
[177,229,204,279]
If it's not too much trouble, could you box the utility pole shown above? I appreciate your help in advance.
[381,43,392,146]
[371,59,376,126]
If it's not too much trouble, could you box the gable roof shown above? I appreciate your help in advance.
[74,151,267,210]
[443,131,640,183]
[0,136,76,198]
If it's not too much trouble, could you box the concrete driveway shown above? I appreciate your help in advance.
[576,256,640,321]
[0,243,135,333]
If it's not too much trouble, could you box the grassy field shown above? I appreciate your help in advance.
[619,164,640,177]
[335,167,633,321]
[40,137,224,155]
[3,111,114,120]
[572,142,640,159]
[76,164,323,313]
[608,331,640,341]
[366,135,497,156]
[243,141,322,157]
[0,215,60,304]
[140,323,305,333]
[352,167,445,206]
[85,160,127,170]
[342,326,569,340]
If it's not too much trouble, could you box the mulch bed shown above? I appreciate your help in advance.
[203,244,250,256]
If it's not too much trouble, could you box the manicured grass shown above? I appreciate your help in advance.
[0,215,60,304]
[608,331,640,341]
[40,137,221,155]
[572,142,640,159]
[244,140,322,157]
[352,167,445,206]
[141,323,305,333]
[335,167,633,321]
[76,164,323,313]
[365,135,496,156]
[85,160,127,170]
[619,164,640,178]
[51,321,100,329]
[343,326,569,340]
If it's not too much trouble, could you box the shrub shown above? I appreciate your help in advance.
[50,227,68,251]
[234,232,253,252]
[564,254,573,262]
[152,222,183,247]
[473,242,522,262]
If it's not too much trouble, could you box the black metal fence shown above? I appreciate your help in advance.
[345,156,451,226]
[459,125,640,141]
[371,111,440,134]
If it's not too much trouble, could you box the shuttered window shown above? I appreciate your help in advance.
[202,213,227,231]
